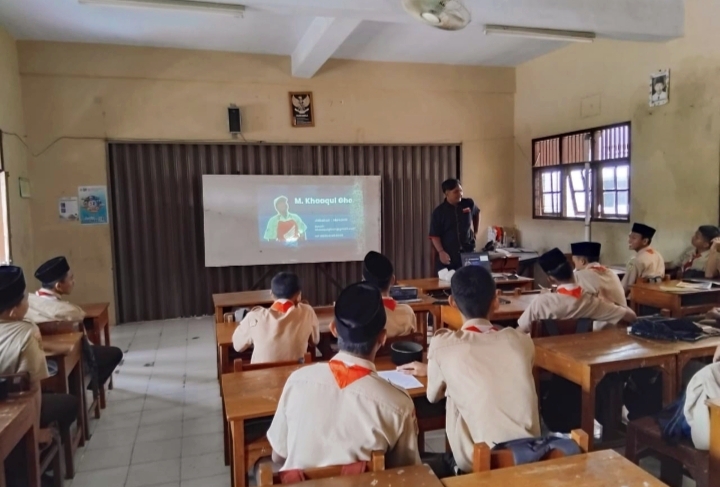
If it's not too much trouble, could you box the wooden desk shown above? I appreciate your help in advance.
[42,332,86,476]
[441,450,666,487]
[213,290,274,322]
[661,336,720,387]
[80,303,110,347]
[630,280,720,317]
[533,327,678,450]
[0,395,40,487]
[284,465,443,487]
[399,276,533,294]
[440,294,538,330]
[223,357,429,487]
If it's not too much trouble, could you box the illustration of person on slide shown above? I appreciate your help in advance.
[263,195,307,243]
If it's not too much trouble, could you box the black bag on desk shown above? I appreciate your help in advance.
[492,435,582,466]
[630,316,709,342]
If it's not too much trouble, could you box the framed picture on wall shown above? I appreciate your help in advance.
[289,92,315,127]
[649,69,670,107]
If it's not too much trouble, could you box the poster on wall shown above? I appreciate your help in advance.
[649,69,670,107]
[58,197,78,222]
[78,186,108,225]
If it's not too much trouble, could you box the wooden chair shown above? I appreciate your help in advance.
[37,320,102,420]
[626,416,711,487]
[256,451,385,485]
[640,275,672,284]
[529,318,593,339]
[233,353,312,373]
[472,429,588,472]
[1,373,63,484]
[709,398,720,485]
[225,354,313,478]
[38,426,64,487]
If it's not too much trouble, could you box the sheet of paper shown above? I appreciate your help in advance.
[377,370,423,390]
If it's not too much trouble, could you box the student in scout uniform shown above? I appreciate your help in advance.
[571,241,627,307]
[669,225,720,278]
[232,272,320,364]
[362,251,416,338]
[397,266,539,476]
[266,282,420,473]
[25,256,124,390]
[0,266,78,433]
[518,248,636,333]
[621,223,665,294]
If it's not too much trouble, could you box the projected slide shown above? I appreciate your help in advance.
[202,175,381,267]
[259,186,360,246]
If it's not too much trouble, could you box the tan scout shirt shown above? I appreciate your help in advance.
[266,352,421,470]
[25,290,86,323]
[517,284,629,333]
[621,246,666,292]
[574,263,627,308]
[382,298,416,338]
[0,320,49,383]
[232,301,320,364]
[426,320,540,473]
[673,247,711,274]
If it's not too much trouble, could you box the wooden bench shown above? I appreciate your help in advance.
[472,429,588,472]
[257,451,384,485]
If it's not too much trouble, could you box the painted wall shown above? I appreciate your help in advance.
[0,27,33,272]
[514,0,720,266]
[17,41,516,321]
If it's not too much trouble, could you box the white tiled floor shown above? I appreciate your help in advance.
[67,317,226,487]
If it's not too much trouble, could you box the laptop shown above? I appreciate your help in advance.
[460,251,492,270]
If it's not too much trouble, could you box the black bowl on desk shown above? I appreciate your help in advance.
[390,341,423,366]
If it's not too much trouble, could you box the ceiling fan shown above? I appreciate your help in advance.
[401,0,471,31]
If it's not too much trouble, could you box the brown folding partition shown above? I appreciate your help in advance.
[108,143,460,323]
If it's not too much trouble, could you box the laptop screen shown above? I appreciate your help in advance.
[461,252,491,270]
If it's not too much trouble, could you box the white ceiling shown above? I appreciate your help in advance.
[0,0,685,77]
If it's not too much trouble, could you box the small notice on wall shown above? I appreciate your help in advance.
[78,186,108,225]
[58,197,78,222]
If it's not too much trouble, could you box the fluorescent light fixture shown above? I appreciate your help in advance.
[78,0,245,15]
[484,25,595,43]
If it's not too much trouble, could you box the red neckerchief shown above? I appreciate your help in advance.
[270,301,294,313]
[683,253,702,272]
[557,286,583,299]
[589,264,608,274]
[465,325,499,333]
[36,289,59,300]
[645,248,655,255]
[328,360,373,389]
[382,297,397,312]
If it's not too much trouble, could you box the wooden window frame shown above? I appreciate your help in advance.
[532,122,631,222]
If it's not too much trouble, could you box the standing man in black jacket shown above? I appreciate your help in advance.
[429,179,480,272]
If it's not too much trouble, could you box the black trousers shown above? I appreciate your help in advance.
[90,345,123,387]
[422,453,459,478]
[40,393,79,430]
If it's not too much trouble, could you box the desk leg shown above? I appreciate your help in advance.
[215,306,224,324]
[223,395,230,466]
[23,423,40,487]
[580,369,597,451]
[220,346,230,377]
[660,358,678,407]
[430,308,442,332]
[709,403,720,483]
[230,420,246,487]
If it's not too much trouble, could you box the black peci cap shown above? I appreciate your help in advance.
[334,282,386,343]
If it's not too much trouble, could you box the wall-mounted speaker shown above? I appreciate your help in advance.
[228,106,241,133]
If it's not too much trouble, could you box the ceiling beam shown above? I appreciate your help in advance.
[291,16,362,78]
